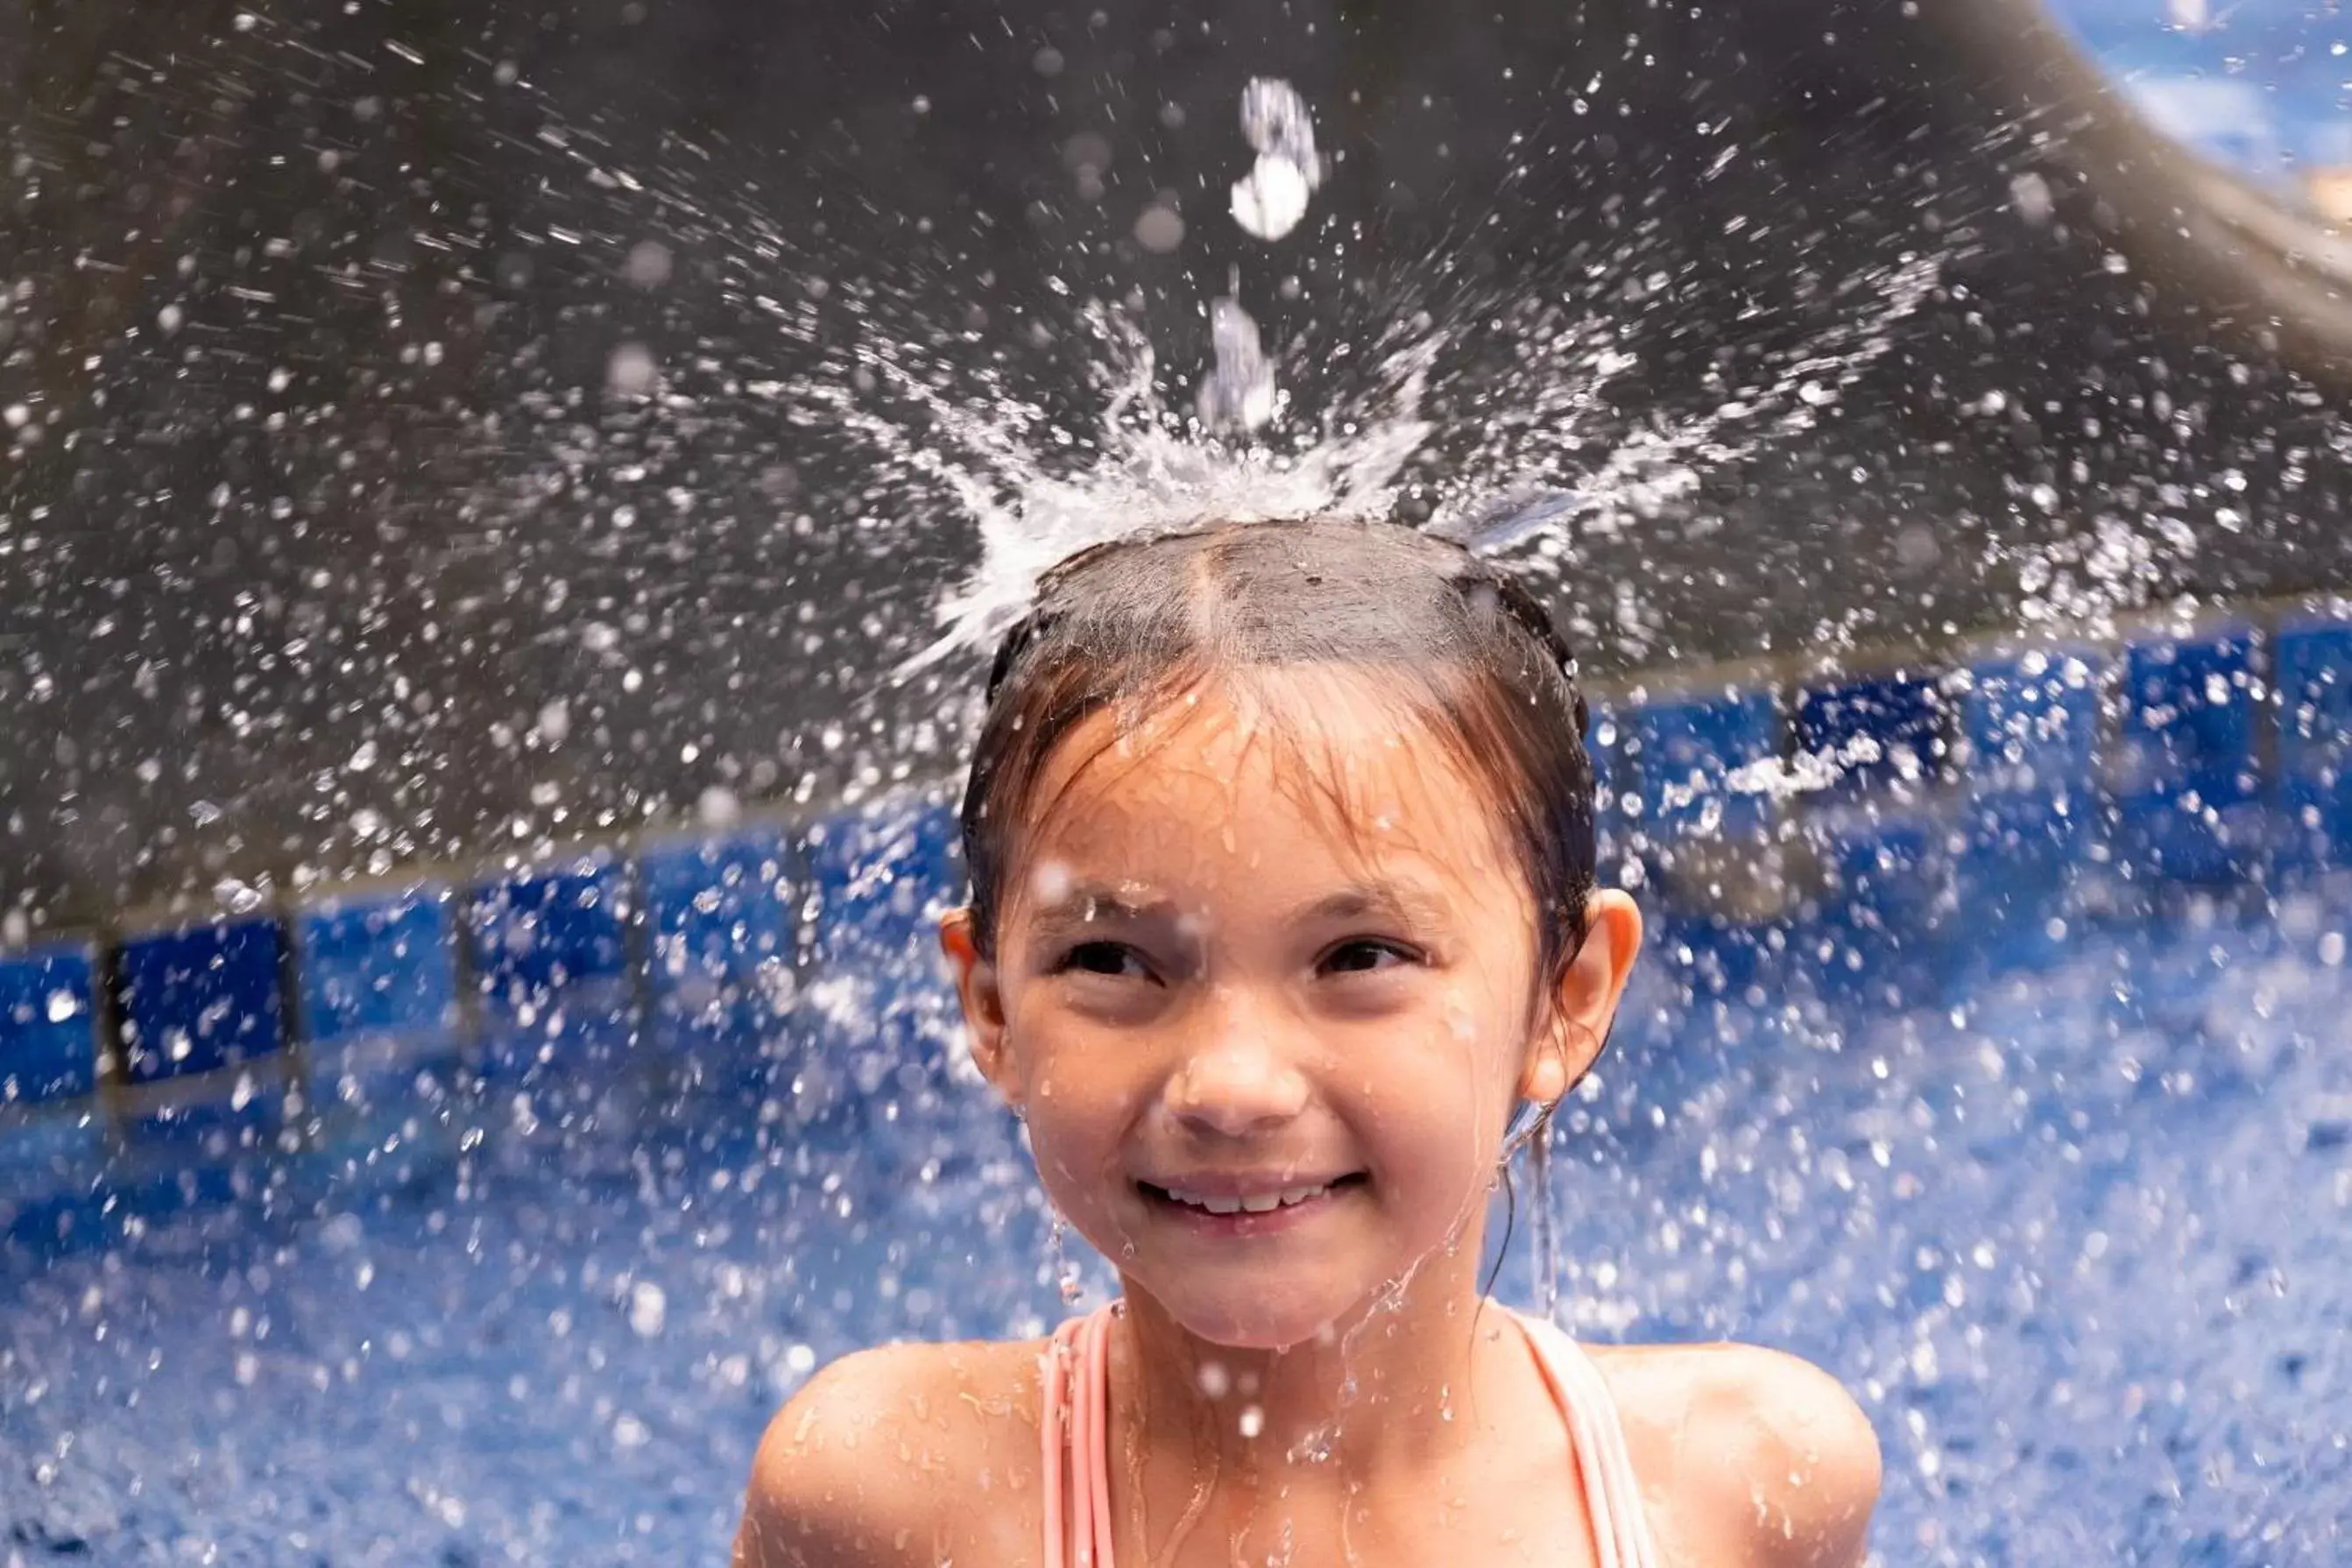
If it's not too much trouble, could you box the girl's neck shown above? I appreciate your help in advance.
[1107,1233,1522,1486]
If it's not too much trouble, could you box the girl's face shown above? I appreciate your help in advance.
[943,669,1639,1350]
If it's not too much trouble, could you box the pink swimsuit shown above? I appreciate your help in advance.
[1038,1303,1662,1568]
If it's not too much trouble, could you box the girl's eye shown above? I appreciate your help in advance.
[1056,940,1154,981]
[1321,938,1420,976]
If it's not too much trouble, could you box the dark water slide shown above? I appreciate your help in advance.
[3,0,2346,925]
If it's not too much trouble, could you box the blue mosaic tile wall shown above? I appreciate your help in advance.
[1,603,2345,1253]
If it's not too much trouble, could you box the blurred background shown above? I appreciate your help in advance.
[4,3,2352,1564]
[6,0,2349,930]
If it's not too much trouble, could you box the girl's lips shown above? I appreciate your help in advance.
[1134,1174,1365,1238]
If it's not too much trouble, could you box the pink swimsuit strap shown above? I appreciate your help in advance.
[1036,1302,1660,1568]
[1039,1304,1119,1568]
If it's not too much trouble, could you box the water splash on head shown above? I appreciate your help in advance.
[881,303,1438,675]
[1196,293,1280,434]
[814,74,1949,686]
[868,249,1944,677]
[877,81,1434,675]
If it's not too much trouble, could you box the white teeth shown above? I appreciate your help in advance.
[1159,1182,1332,1215]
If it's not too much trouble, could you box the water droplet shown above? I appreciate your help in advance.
[622,241,674,290]
[607,343,659,398]
[1196,296,1276,432]
[1228,80,1322,241]
[1232,157,1312,242]
[1134,202,1185,253]
[2009,172,2054,224]
[697,787,742,829]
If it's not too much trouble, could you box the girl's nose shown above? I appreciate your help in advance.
[1165,1030,1311,1139]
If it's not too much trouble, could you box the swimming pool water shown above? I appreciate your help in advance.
[5,610,2349,1563]
[3,874,2346,1564]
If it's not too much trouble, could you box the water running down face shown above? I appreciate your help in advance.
[938,518,1640,1349]
[945,668,1640,1350]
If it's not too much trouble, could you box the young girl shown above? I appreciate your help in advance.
[734,518,1881,1567]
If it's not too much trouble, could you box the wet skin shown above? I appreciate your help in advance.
[735,669,1881,1566]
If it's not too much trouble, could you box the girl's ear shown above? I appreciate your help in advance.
[1520,890,1643,1104]
[939,908,1018,1108]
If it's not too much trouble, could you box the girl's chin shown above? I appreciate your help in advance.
[1164,1300,1342,1353]
[1129,1273,1388,1353]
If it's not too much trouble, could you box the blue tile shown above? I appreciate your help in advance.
[797,800,966,1142]
[640,824,798,1042]
[293,885,460,1049]
[0,938,102,1105]
[1793,672,1957,992]
[1954,651,2109,968]
[0,1108,110,1256]
[804,799,961,966]
[1796,671,1949,802]
[463,852,633,1017]
[463,851,638,1083]
[1963,650,2106,824]
[1621,689,1781,843]
[110,1077,290,1225]
[2112,628,2263,884]
[2274,616,2352,869]
[123,1081,288,1147]
[115,917,287,1084]
[1801,808,1955,1001]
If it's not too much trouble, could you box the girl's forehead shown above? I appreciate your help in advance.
[1019,669,1517,888]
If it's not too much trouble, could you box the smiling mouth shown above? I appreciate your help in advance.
[1135,1173,1368,1216]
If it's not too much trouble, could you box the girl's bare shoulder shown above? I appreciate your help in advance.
[1586,1340,1882,1568]
[734,1335,1049,1568]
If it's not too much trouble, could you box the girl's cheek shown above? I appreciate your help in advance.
[1027,1124,1108,1223]
[1028,1070,1120,1170]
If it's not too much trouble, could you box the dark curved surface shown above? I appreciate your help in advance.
[1955,0,2352,371]
[2,0,2348,924]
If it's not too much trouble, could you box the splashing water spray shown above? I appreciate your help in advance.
[873,75,1944,687]
[837,74,1943,1328]
[1196,286,1278,435]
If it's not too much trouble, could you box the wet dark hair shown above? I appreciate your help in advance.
[959,516,1598,1012]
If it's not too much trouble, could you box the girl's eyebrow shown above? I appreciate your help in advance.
[1027,880,1451,930]
[1030,884,1178,927]
[1291,881,1451,930]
